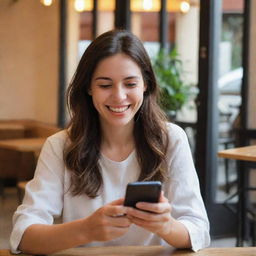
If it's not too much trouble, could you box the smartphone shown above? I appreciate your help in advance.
[124,181,162,208]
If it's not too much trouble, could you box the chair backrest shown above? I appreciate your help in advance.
[0,119,60,139]
[0,124,25,140]
[24,123,60,138]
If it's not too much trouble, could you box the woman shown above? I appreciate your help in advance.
[10,30,210,254]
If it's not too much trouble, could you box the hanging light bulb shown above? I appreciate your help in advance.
[74,0,86,12]
[142,0,153,11]
[40,0,54,6]
[131,0,160,12]
[180,1,190,13]
[74,0,93,12]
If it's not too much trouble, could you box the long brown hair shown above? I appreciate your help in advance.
[65,29,169,198]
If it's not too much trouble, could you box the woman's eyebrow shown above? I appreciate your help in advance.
[124,76,140,80]
[95,77,112,81]
[95,76,140,81]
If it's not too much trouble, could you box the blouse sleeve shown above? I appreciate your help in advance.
[165,124,210,251]
[10,133,66,254]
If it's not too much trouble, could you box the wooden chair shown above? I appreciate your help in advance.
[0,123,25,140]
[0,119,59,139]
[218,112,240,193]
[0,119,59,197]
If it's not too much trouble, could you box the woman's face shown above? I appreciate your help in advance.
[90,53,146,129]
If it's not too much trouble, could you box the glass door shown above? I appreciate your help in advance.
[196,0,245,238]
[216,1,244,205]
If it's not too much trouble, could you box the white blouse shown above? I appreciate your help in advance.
[10,123,210,253]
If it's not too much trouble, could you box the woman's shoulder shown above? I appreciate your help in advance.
[166,122,187,138]
[165,121,189,148]
[165,122,191,161]
[45,130,69,150]
[47,129,68,141]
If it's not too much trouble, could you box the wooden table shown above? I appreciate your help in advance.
[218,145,256,246]
[0,246,256,256]
[0,138,46,195]
[218,145,256,162]
[0,137,46,154]
[0,123,25,140]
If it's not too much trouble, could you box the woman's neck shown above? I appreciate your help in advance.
[100,122,135,161]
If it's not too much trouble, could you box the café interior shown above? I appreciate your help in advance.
[0,0,256,254]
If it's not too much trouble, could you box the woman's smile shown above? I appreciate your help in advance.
[107,105,131,114]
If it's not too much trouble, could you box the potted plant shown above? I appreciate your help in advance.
[152,48,197,119]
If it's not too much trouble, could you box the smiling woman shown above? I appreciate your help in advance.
[90,53,146,129]
[10,30,210,255]
[64,30,169,197]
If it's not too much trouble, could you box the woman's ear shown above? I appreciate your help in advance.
[88,88,92,95]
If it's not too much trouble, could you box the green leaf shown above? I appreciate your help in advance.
[152,47,198,112]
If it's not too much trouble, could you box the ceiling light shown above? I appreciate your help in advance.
[74,0,87,12]
[180,1,190,13]
[40,0,54,6]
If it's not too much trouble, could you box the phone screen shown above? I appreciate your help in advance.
[124,181,162,208]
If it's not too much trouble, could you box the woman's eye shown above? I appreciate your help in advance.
[99,84,111,88]
[126,83,137,87]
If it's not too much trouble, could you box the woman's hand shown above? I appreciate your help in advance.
[82,198,131,242]
[18,198,131,254]
[126,192,191,248]
[126,192,173,237]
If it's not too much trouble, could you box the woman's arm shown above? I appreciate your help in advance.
[127,124,210,251]
[126,193,191,249]
[10,135,66,253]
[19,220,87,254]
[19,198,131,255]
[160,217,191,249]
[10,133,130,254]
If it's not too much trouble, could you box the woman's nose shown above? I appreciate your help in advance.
[112,86,127,101]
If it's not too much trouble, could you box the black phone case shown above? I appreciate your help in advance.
[123,181,161,208]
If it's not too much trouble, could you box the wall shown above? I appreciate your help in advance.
[65,0,79,123]
[175,7,199,122]
[175,7,199,86]
[67,1,79,85]
[0,0,59,124]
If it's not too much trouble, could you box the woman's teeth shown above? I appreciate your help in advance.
[108,106,129,113]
